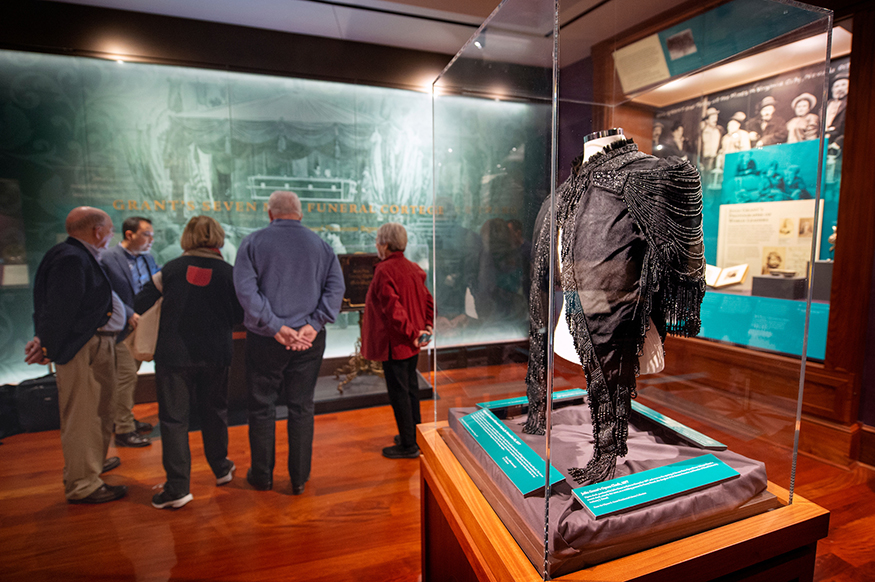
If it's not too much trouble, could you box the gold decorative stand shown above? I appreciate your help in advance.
[334,314,383,393]
[334,253,383,394]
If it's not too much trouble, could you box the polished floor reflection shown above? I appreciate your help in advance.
[0,365,872,581]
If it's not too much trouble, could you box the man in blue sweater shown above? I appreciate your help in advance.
[234,191,344,495]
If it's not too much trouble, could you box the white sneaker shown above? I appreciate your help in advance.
[216,461,236,486]
[152,490,194,509]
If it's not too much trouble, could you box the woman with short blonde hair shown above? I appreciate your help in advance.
[180,216,225,251]
[135,215,243,509]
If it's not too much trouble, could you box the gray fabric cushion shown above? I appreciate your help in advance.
[448,404,767,576]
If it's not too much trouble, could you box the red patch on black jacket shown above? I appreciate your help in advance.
[186,265,212,286]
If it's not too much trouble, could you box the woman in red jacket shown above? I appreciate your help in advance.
[361,223,434,459]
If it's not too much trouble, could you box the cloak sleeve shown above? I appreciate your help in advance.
[593,159,706,338]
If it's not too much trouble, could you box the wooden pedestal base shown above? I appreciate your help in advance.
[418,422,830,582]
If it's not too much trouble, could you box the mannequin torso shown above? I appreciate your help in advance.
[554,129,665,375]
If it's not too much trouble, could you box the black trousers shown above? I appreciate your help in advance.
[382,354,421,449]
[245,329,325,487]
[155,365,231,496]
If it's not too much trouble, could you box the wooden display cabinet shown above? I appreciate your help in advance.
[418,422,830,582]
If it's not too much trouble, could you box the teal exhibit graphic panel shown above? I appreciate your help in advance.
[631,401,727,450]
[477,388,586,410]
[459,408,565,496]
[478,388,728,450]
[572,454,740,519]
[653,54,846,359]
[0,49,548,385]
[699,291,828,359]
[655,57,847,267]
[658,0,823,79]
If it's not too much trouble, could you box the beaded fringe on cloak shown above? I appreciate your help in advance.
[523,139,706,485]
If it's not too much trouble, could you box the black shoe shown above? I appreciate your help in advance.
[115,432,151,447]
[393,434,401,445]
[134,419,153,433]
[292,483,305,495]
[382,444,420,459]
[68,483,128,504]
[152,489,193,509]
[101,456,121,473]
[246,468,272,491]
[216,461,235,486]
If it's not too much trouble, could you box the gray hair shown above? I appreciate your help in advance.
[268,191,302,218]
[65,207,109,236]
[376,222,407,252]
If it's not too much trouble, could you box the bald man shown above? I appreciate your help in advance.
[234,191,344,494]
[26,207,129,503]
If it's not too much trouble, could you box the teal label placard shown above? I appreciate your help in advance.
[573,454,739,519]
[478,388,725,450]
[658,0,825,79]
[477,388,586,410]
[630,401,726,451]
[459,408,565,495]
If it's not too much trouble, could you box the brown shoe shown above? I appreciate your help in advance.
[115,432,151,447]
[68,484,128,504]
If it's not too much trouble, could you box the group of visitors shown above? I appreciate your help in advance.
[26,190,433,509]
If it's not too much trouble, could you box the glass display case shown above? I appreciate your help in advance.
[422,0,833,579]
[0,52,435,385]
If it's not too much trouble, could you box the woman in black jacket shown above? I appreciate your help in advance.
[136,216,243,509]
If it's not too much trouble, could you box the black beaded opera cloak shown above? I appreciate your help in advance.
[523,139,706,485]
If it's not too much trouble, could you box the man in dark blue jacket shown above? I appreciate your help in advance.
[26,207,128,504]
[101,216,160,447]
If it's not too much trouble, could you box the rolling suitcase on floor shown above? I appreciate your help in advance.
[15,372,61,433]
[0,383,22,438]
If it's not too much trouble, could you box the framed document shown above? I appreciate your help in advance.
[337,253,380,312]
[705,263,749,288]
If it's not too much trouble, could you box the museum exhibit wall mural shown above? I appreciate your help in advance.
[651,56,849,359]
[653,56,849,266]
[0,49,549,385]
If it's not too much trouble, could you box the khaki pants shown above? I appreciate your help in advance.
[56,334,116,500]
[114,337,142,434]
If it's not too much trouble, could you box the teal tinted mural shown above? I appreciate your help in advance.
[433,95,550,346]
[0,49,548,384]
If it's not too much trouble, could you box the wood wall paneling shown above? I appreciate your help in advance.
[663,337,856,423]
[823,6,875,383]
[859,424,875,467]
[799,415,862,467]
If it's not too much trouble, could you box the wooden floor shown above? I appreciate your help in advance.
[1,362,874,582]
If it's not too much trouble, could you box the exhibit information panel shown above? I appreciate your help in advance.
[630,401,727,450]
[476,388,586,411]
[459,408,564,495]
[572,454,740,519]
